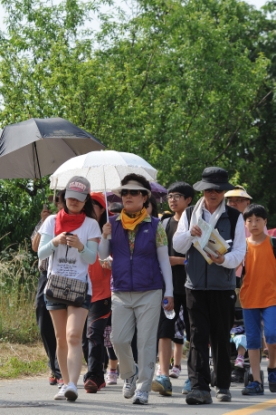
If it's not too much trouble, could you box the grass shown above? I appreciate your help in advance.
[0,241,40,343]
[0,242,48,379]
[0,341,48,379]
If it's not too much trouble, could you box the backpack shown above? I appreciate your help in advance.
[185,204,240,242]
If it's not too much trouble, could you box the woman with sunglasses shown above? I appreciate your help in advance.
[99,173,173,405]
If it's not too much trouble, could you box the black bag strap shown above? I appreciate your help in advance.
[270,237,276,258]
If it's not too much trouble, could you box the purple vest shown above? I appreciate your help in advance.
[109,216,163,292]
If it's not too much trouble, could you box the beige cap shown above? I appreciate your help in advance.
[224,185,252,199]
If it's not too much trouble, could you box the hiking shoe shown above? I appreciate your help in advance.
[186,389,212,405]
[242,381,264,396]
[216,388,231,402]
[57,378,64,388]
[235,356,244,368]
[182,378,191,394]
[49,374,57,385]
[151,375,172,396]
[268,368,276,392]
[64,382,78,401]
[84,378,98,393]
[84,376,106,393]
[169,365,181,378]
[133,390,149,405]
[106,371,118,385]
[123,364,139,399]
[54,384,67,400]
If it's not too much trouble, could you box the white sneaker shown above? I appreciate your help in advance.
[169,366,181,378]
[54,384,67,400]
[106,371,118,385]
[133,390,148,405]
[64,382,78,401]
[123,364,138,399]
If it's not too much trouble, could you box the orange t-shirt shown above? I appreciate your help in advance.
[88,255,112,303]
[240,236,276,309]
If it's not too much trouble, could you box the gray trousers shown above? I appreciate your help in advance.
[111,289,162,392]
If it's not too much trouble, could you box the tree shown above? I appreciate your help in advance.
[0,0,276,247]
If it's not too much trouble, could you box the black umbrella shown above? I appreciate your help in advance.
[0,117,105,179]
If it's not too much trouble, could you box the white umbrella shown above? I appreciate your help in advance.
[50,150,157,191]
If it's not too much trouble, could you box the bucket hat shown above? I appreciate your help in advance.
[193,167,235,192]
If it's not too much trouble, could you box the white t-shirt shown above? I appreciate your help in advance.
[40,215,101,295]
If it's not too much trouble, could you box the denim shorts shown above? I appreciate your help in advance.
[44,293,92,311]
[243,306,276,349]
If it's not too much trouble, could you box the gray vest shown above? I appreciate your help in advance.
[185,211,236,291]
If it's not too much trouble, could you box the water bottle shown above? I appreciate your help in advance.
[163,298,175,320]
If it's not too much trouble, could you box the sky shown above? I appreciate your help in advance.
[0,0,269,27]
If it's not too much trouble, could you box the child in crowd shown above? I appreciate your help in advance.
[240,204,276,396]
[230,325,247,369]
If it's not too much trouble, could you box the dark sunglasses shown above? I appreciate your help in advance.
[205,189,224,194]
[121,189,141,197]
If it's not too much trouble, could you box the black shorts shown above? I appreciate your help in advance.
[158,292,189,341]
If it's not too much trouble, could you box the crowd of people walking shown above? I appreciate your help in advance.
[32,166,276,405]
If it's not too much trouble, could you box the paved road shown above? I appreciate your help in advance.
[0,360,276,415]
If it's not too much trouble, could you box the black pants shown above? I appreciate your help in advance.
[186,289,236,391]
[82,297,111,381]
[36,271,61,379]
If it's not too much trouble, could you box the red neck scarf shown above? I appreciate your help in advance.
[55,209,86,235]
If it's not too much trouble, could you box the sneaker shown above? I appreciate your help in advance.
[242,381,264,396]
[49,374,57,386]
[169,365,181,378]
[84,376,106,393]
[186,389,212,405]
[155,364,161,376]
[57,378,64,388]
[182,378,191,394]
[133,390,149,405]
[54,384,67,400]
[106,371,118,385]
[235,356,244,368]
[216,388,232,402]
[123,364,139,399]
[64,382,78,401]
[151,375,172,396]
[268,369,276,392]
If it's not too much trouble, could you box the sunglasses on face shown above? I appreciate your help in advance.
[205,189,224,194]
[121,189,141,197]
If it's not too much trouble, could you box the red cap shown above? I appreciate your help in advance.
[90,192,114,216]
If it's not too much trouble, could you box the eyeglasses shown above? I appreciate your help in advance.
[205,189,224,194]
[227,198,248,203]
[121,189,141,197]
[167,193,184,201]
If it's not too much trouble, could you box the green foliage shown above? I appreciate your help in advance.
[0,0,276,241]
[0,177,53,249]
